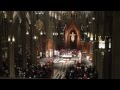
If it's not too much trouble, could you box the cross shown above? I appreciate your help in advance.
[70,32,76,42]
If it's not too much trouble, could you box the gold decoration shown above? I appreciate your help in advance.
[36,19,43,30]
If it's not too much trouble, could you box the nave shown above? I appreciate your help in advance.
[1,11,120,79]
[8,50,97,79]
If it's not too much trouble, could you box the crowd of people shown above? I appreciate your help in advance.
[65,63,98,79]
[1,54,98,79]
[15,61,53,79]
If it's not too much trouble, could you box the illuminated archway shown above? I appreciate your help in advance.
[65,19,81,49]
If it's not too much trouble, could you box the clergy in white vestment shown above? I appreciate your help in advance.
[78,50,82,63]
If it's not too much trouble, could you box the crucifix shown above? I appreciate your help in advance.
[70,32,76,42]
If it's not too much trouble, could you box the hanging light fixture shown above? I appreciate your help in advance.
[8,36,11,42]
[26,31,29,35]
[33,35,37,40]
[12,36,15,42]
[53,32,55,36]
[8,35,15,44]
[92,17,95,20]
[40,31,43,35]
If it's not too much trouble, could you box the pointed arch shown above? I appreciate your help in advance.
[65,19,81,49]
[2,11,7,18]
[13,11,21,23]
[26,12,31,24]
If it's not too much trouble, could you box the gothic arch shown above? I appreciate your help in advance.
[13,11,21,23]
[65,19,81,49]
[2,11,7,18]
[26,12,31,24]
[18,11,30,25]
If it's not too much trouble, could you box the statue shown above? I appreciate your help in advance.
[70,32,76,42]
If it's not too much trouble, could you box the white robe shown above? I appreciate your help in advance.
[78,51,82,63]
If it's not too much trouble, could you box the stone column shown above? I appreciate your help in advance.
[102,12,112,79]
[30,23,34,64]
[20,12,27,69]
[95,11,105,79]
[8,16,15,78]
[45,12,55,56]
[30,11,37,64]
[92,11,97,66]
[96,49,104,79]
[111,11,120,79]
[0,13,3,76]
[103,50,111,79]
[9,40,15,78]
[14,18,19,67]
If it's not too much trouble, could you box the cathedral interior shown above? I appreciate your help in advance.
[0,11,119,79]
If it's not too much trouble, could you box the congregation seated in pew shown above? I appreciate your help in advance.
[65,63,98,79]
